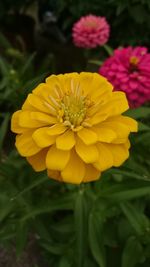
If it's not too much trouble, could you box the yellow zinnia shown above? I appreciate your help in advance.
[11,72,138,184]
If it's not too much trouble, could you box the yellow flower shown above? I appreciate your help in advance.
[11,72,138,184]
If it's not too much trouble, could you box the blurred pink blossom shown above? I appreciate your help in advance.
[99,46,150,108]
[72,15,110,48]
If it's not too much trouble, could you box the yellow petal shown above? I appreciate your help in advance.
[47,124,67,135]
[104,142,129,167]
[58,73,79,94]
[47,170,62,182]
[104,91,129,116]
[32,127,56,148]
[19,111,56,128]
[15,131,41,156]
[77,128,98,145]
[33,83,50,96]
[89,73,113,100]
[93,126,117,143]
[124,139,131,149]
[32,83,59,114]
[75,138,99,163]
[22,99,37,111]
[107,116,138,132]
[46,74,61,86]
[11,110,26,133]
[61,149,85,184]
[83,164,100,183]
[46,145,70,170]
[79,72,94,95]
[29,111,57,124]
[89,113,108,125]
[100,121,130,142]
[27,148,48,171]
[23,93,52,114]
[56,130,75,150]
[91,91,129,125]
[93,143,113,171]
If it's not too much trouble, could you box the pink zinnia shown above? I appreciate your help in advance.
[72,14,110,48]
[99,46,150,108]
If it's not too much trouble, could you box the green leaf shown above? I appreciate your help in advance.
[74,188,88,267]
[21,194,75,222]
[103,44,113,55]
[0,57,10,75]
[0,32,11,49]
[12,173,48,200]
[102,186,150,201]
[0,77,7,90]
[88,60,103,66]
[23,73,47,93]
[136,132,150,144]
[138,122,150,132]
[16,221,29,257]
[59,258,71,267]
[20,52,36,76]
[122,236,143,267]
[125,107,150,119]
[0,195,14,222]
[89,212,106,267]
[42,242,68,255]
[59,252,73,267]
[110,169,150,181]
[120,202,149,235]
[0,113,10,156]
[116,3,127,15]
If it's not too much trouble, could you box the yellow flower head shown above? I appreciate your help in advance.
[11,72,138,184]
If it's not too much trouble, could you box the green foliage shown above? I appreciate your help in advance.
[0,129,150,266]
[0,35,48,112]
[0,3,150,265]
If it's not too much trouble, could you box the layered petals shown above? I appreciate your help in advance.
[99,46,150,107]
[27,148,48,171]
[11,72,137,184]
[46,145,70,171]
[93,143,113,171]
[56,130,75,150]
[11,111,26,134]
[61,150,85,184]
[83,164,101,182]
[77,128,98,145]
[32,127,56,148]
[104,142,129,167]
[18,111,57,128]
[75,138,99,163]
[15,131,41,157]
[72,15,110,48]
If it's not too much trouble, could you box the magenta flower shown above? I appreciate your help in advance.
[99,46,150,108]
[72,15,110,48]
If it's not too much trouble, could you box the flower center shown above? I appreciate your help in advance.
[129,56,139,72]
[60,93,87,128]
[84,21,97,29]
[130,56,139,65]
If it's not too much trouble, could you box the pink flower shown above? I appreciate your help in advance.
[99,47,150,108]
[72,15,110,48]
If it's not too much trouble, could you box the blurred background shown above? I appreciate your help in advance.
[0,1,150,267]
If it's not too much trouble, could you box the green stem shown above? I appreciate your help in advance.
[74,184,87,267]
[103,44,113,56]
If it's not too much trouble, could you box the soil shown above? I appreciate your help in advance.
[0,237,47,267]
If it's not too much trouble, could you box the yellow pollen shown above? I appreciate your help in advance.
[84,21,97,29]
[129,56,139,65]
[59,93,88,128]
